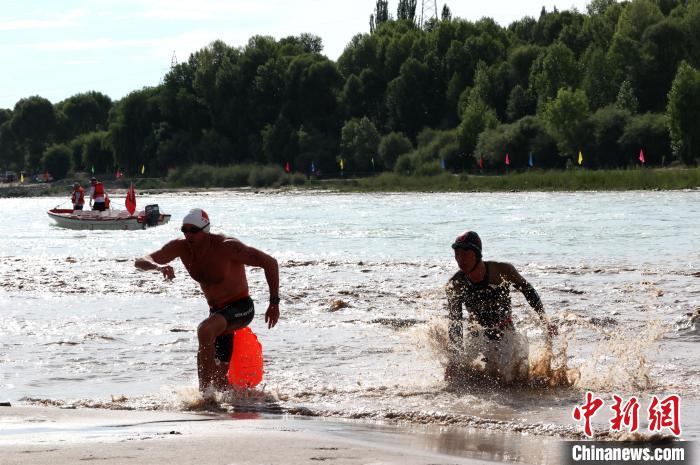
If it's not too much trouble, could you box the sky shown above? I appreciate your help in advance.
[0,0,590,109]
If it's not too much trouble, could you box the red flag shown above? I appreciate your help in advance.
[479,156,484,169]
[125,183,136,215]
[639,149,645,164]
[284,162,291,173]
[505,153,510,166]
[115,168,122,179]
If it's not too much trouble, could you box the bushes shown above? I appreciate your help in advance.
[42,144,72,179]
[166,163,307,188]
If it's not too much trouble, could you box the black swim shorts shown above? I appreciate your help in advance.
[211,296,255,363]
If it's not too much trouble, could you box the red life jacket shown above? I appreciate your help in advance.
[72,187,85,205]
[94,182,105,196]
[104,195,111,209]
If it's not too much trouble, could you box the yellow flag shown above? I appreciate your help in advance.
[339,159,344,170]
[578,150,583,165]
[20,173,24,183]
[141,164,145,174]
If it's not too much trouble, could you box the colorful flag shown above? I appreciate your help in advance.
[91,165,95,174]
[639,149,645,164]
[440,158,445,170]
[311,162,316,173]
[339,159,344,170]
[284,161,291,173]
[371,157,375,168]
[578,150,583,165]
[125,183,137,215]
[115,168,122,179]
[479,156,484,169]
[505,153,510,166]
[20,173,24,183]
[140,164,145,175]
[528,152,534,167]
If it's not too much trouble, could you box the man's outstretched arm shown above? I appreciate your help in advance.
[501,263,557,337]
[135,240,182,280]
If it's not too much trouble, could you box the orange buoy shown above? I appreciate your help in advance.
[227,327,263,388]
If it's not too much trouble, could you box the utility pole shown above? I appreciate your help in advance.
[170,51,178,69]
[419,0,438,28]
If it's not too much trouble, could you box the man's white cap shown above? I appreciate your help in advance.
[182,208,211,232]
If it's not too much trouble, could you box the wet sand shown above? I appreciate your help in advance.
[0,406,560,464]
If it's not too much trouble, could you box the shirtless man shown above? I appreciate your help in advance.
[135,208,280,391]
[446,230,556,383]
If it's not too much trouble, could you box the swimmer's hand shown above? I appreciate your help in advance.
[159,265,175,280]
[265,303,279,329]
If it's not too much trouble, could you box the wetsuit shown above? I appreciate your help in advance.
[447,262,544,354]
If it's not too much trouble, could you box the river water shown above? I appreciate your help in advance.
[1,190,698,447]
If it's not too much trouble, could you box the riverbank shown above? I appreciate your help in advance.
[0,405,558,464]
[1,167,698,198]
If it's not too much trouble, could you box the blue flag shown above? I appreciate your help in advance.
[440,158,446,170]
[311,162,316,173]
[528,152,534,167]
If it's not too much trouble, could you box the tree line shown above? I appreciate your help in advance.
[1,0,700,182]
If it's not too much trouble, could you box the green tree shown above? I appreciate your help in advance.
[615,79,639,113]
[56,91,112,140]
[542,87,591,160]
[616,0,664,42]
[340,117,381,171]
[41,144,72,179]
[378,131,413,169]
[397,0,417,23]
[587,106,632,167]
[618,112,670,166]
[667,61,700,164]
[10,96,57,169]
[457,99,499,156]
[81,131,113,174]
[529,42,579,108]
[106,87,161,174]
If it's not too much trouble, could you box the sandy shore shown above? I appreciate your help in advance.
[0,405,562,464]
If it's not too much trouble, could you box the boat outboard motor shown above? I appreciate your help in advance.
[144,204,160,227]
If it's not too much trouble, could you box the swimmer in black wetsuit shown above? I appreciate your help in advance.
[445,230,557,382]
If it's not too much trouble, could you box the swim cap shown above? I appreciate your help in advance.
[182,208,211,232]
[451,230,482,260]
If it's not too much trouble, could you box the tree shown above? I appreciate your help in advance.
[56,91,112,140]
[378,131,413,170]
[340,117,381,172]
[616,0,664,42]
[385,58,432,138]
[618,112,670,166]
[542,87,591,160]
[587,106,632,167]
[667,61,700,164]
[106,87,161,174]
[615,80,639,113]
[441,4,452,22]
[457,99,499,156]
[581,46,617,109]
[397,0,417,23]
[41,144,72,179]
[10,96,57,169]
[529,42,579,108]
[81,131,114,174]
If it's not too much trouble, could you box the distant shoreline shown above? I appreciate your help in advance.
[1,167,698,198]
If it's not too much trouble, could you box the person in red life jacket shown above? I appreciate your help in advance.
[445,230,557,385]
[89,177,107,211]
[71,182,85,210]
[134,208,280,392]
